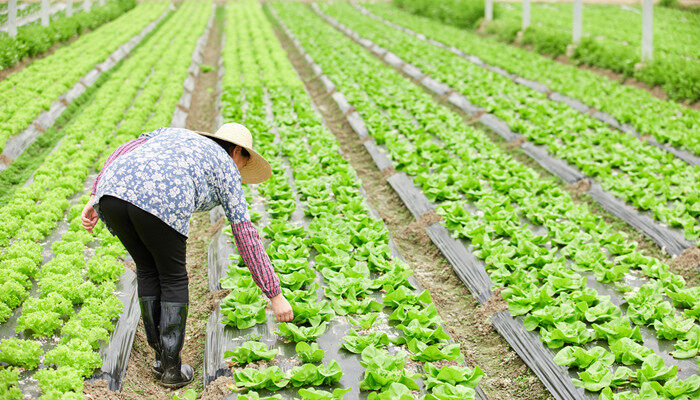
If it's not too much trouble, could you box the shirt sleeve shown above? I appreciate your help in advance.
[216,158,280,298]
[231,221,281,299]
[91,137,148,195]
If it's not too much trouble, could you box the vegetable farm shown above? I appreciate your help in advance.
[0,0,697,400]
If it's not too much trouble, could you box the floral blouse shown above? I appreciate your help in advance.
[92,127,280,298]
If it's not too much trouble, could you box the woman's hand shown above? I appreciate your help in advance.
[81,196,99,233]
[270,294,293,322]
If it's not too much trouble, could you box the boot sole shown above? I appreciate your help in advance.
[160,378,193,389]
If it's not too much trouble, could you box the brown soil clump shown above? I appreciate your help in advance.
[672,247,700,288]
[565,179,591,197]
[200,376,235,400]
[380,166,396,179]
[268,11,552,400]
[507,136,526,149]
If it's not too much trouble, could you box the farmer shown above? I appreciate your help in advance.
[81,123,293,388]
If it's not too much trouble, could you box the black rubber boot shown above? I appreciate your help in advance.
[139,297,164,379]
[159,302,193,389]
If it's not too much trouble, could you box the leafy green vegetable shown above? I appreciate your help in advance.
[672,326,700,359]
[43,338,102,377]
[231,366,289,391]
[348,312,379,329]
[34,367,84,395]
[553,346,614,370]
[297,387,351,400]
[609,338,654,365]
[405,338,463,362]
[0,367,21,400]
[341,330,389,354]
[636,354,678,384]
[424,362,484,389]
[295,342,325,363]
[0,338,43,369]
[358,347,420,391]
[172,389,197,400]
[288,361,342,387]
[366,382,414,400]
[276,322,328,342]
[225,341,279,365]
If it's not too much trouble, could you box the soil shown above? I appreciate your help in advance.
[83,7,226,400]
[672,247,700,288]
[269,12,553,400]
[565,179,591,196]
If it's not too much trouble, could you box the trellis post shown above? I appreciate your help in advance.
[66,0,73,16]
[485,0,493,22]
[41,0,50,26]
[522,0,530,30]
[641,0,653,61]
[572,0,582,43]
[84,0,92,12]
[8,0,17,37]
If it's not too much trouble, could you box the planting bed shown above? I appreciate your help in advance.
[0,2,212,398]
[271,2,700,399]
[200,3,488,400]
[315,2,699,252]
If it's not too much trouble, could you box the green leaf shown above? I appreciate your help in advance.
[348,312,379,330]
[553,346,614,369]
[297,387,351,400]
[572,361,613,392]
[424,362,484,389]
[231,366,289,391]
[295,342,325,363]
[172,389,197,400]
[405,338,464,362]
[636,354,678,383]
[341,330,389,354]
[224,341,279,365]
[609,338,654,365]
[366,382,415,400]
[276,322,328,342]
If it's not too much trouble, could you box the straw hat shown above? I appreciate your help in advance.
[196,123,271,184]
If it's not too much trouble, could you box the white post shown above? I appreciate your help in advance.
[84,0,92,12]
[98,0,105,6]
[572,0,582,43]
[41,0,50,26]
[8,0,17,38]
[522,0,530,30]
[66,0,73,16]
[641,0,653,61]
[485,0,493,22]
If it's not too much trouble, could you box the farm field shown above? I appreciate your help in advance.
[0,1,698,400]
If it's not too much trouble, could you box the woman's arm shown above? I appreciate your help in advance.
[216,160,292,321]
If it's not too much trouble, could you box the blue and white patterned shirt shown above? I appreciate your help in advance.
[92,127,250,237]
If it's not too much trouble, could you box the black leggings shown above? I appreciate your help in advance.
[99,195,189,303]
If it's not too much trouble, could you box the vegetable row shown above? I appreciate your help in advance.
[214,2,484,399]
[319,2,700,243]
[0,3,212,398]
[0,0,139,70]
[363,2,700,158]
[0,0,169,154]
[273,2,699,398]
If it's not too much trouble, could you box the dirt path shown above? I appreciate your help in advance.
[267,9,553,400]
[84,5,226,400]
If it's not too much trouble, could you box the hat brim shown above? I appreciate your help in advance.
[196,131,271,184]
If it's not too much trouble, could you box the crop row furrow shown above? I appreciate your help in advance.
[356,2,700,166]
[0,3,212,397]
[317,2,699,247]
[272,3,699,398]
[203,3,486,399]
[0,1,170,155]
